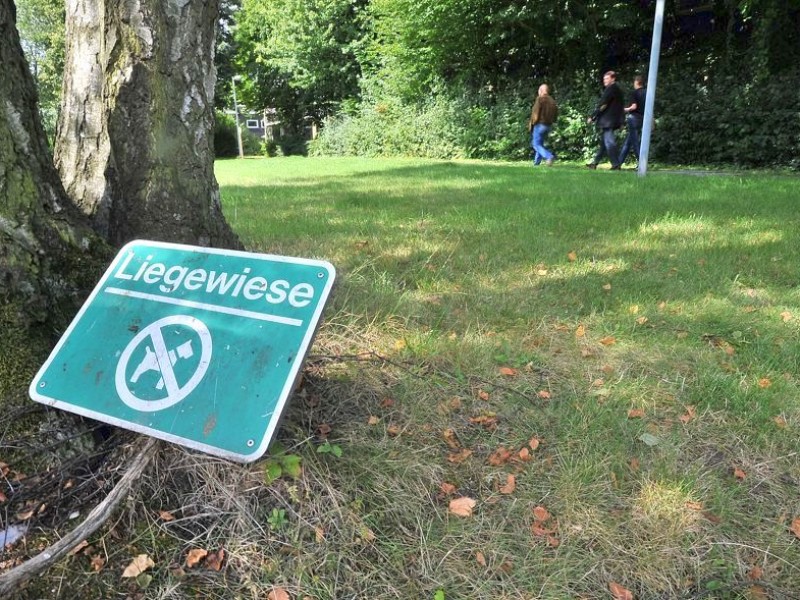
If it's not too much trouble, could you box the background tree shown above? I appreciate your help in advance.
[14,0,65,143]
[234,0,366,149]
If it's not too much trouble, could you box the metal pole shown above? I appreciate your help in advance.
[638,0,665,177]
[232,76,244,159]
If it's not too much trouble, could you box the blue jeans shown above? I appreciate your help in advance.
[530,124,553,164]
[619,115,641,164]
[592,128,620,168]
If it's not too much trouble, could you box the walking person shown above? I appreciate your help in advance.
[619,75,646,166]
[528,84,558,166]
[586,71,625,170]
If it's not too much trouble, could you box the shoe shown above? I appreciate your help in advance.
[546,158,554,166]
[586,163,597,170]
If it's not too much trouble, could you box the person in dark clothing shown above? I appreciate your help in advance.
[586,71,625,170]
[619,75,646,165]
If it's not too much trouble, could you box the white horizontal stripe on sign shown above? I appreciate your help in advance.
[105,287,303,326]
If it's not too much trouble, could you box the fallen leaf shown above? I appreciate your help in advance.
[317,423,332,437]
[602,283,612,291]
[487,446,513,466]
[447,449,473,464]
[537,390,551,399]
[90,555,105,572]
[315,527,325,543]
[499,366,517,376]
[684,501,703,511]
[380,397,395,408]
[469,414,498,430]
[747,566,764,580]
[547,535,560,547]
[387,424,401,437]
[268,587,291,600]
[609,581,634,600]
[443,428,460,449]
[477,389,490,401]
[758,378,772,389]
[185,548,208,568]
[476,551,487,566]
[733,467,747,480]
[567,251,577,262]
[529,437,541,450]
[440,482,457,495]
[518,447,531,461]
[780,311,792,322]
[773,415,787,429]
[367,415,380,425]
[449,497,477,518]
[679,406,696,424]
[122,554,155,578]
[205,548,225,571]
[599,336,616,346]
[69,540,89,555]
[627,408,645,419]
[790,517,800,539]
[532,505,551,522]
[499,474,516,495]
[575,324,586,338]
[629,458,640,471]
[635,316,648,325]
[748,585,768,600]
[159,510,175,522]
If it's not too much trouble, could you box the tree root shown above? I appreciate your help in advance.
[0,436,160,596]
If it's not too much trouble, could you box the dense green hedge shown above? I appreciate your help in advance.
[310,69,800,170]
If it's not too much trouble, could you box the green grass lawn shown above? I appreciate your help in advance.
[186,157,800,599]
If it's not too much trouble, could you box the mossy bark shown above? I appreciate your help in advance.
[55,0,241,249]
[1,0,108,401]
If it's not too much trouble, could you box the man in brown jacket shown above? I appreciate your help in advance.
[528,84,558,166]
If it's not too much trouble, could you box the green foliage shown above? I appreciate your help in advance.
[15,0,65,144]
[267,508,288,530]
[214,111,264,158]
[316,440,343,458]
[263,442,304,484]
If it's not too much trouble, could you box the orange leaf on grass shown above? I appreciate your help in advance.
[567,251,578,262]
[733,467,747,480]
[780,311,793,322]
[599,336,616,346]
[499,474,516,495]
[758,378,772,389]
[159,510,175,522]
[205,548,225,571]
[627,408,645,419]
[679,405,696,424]
[443,428,460,449]
[477,389,490,401]
[476,551,487,566]
[609,581,634,600]
[367,415,380,425]
[529,437,541,451]
[449,497,477,518]
[440,482,457,495]
[537,390,551,399]
[268,587,291,600]
[575,324,586,338]
[186,548,208,568]
[518,447,531,461]
[790,517,800,539]
[122,554,155,578]
[774,415,787,429]
[532,505,551,522]
[487,446,513,466]
[447,449,473,464]
[499,366,518,376]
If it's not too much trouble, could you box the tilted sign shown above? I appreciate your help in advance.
[30,240,335,462]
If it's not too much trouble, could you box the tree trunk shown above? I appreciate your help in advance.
[55,0,240,249]
[0,0,98,325]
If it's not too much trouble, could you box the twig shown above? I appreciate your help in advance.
[0,436,159,595]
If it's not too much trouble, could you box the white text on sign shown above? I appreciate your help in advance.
[113,252,315,307]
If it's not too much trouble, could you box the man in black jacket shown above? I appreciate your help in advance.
[586,71,625,170]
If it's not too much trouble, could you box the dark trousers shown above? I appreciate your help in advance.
[593,128,620,168]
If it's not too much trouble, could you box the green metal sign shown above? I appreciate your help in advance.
[29,240,335,462]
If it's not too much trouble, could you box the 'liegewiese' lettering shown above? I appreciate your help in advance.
[113,252,315,308]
